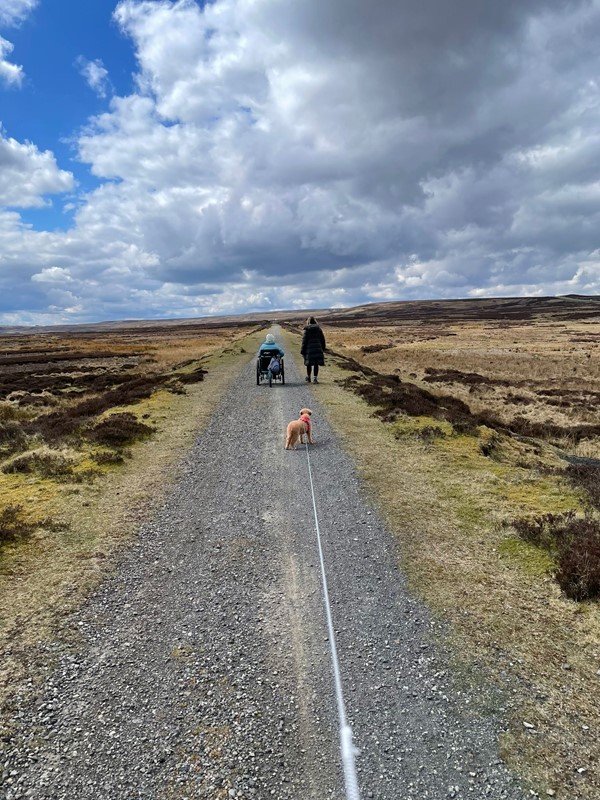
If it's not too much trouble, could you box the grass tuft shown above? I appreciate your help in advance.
[3,451,76,480]
[0,421,27,455]
[0,505,38,545]
[86,413,155,447]
[90,449,127,466]
[509,511,600,601]
[564,462,600,510]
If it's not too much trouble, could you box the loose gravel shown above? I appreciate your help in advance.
[2,338,532,799]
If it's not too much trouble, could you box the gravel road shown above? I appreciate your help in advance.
[2,333,531,799]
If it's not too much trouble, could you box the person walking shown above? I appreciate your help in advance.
[301,316,326,383]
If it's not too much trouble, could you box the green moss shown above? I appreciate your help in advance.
[498,536,555,577]
[491,475,580,517]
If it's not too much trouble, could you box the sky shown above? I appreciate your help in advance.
[2,0,600,324]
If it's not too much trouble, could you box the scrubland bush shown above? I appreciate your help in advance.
[565,463,600,510]
[166,380,187,395]
[90,449,127,466]
[418,426,446,441]
[3,451,76,480]
[511,511,600,601]
[87,413,155,447]
[556,522,600,602]
[0,420,27,454]
[0,505,37,545]
[25,374,166,444]
[176,368,207,385]
[0,402,28,421]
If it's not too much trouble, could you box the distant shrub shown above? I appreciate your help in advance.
[361,343,394,354]
[505,393,533,406]
[17,393,58,407]
[556,521,600,601]
[176,368,207,385]
[423,367,509,388]
[339,369,479,433]
[338,361,600,446]
[0,505,37,545]
[0,420,27,454]
[166,380,187,395]
[23,372,168,444]
[452,419,479,435]
[0,403,24,421]
[418,426,446,441]
[91,449,126,466]
[336,355,376,375]
[564,463,600,511]
[511,512,575,551]
[510,511,600,601]
[3,451,76,480]
[87,413,155,447]
[479,434,501,458]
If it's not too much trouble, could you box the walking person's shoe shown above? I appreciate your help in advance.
[305,376,311,382]
[313,377,318,383]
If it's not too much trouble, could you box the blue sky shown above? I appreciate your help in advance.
[2,1,136,231]
[2,0,600,324]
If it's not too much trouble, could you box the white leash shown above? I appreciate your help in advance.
[304,441,362,800]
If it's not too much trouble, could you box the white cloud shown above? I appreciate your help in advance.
[0,0,37,88]
[0,35,23,87]
[31,266,73,283]
[0,130,74,207]
[5,0,600,322]
[0,0,37,27]
[76,56,111,98]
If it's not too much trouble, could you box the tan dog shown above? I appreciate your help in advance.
[285,408,313,449]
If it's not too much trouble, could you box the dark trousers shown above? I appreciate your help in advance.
[306,364,319,377]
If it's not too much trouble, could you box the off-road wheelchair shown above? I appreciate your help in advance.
[256,349,285,386]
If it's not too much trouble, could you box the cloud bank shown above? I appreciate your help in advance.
[2,0,600,323]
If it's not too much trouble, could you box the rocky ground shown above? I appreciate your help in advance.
[2,334,531,799]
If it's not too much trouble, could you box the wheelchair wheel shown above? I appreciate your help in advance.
[281,364,285,385]
[256,363,260,385]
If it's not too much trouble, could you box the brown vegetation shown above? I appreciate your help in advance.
[306,295,600,457]
[0,323,249,465]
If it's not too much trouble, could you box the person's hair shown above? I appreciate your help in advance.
[307,316,317,325]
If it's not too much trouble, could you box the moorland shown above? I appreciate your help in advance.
[2,294,600,798]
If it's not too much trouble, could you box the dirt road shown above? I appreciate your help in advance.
[2,332,529,799]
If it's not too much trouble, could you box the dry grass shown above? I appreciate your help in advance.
[279,314,600,800]
[322,314,600,456]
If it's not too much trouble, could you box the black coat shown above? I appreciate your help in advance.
[301,324,326,366]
